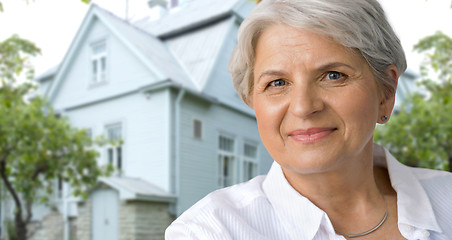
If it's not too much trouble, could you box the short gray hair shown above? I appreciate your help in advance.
[229,0,407,107]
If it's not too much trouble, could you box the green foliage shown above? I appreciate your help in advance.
[0,34,40,83]
[375,31,452,171]
[0,85,112,201]
[0,35,112,239]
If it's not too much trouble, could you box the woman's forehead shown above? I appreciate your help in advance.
[254,25,368,73]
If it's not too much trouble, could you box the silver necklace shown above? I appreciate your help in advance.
[336,195,388,238]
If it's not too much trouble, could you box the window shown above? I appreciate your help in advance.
[57,177,63,198]
[91,41,107,83]
[85,128,92,139]
[218,135,235,187]
[193,119,202,139]
[243,143,258,181]
[106,124,122,170]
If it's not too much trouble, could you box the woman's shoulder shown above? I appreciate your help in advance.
[165,175,271,239]
[411,166,452,184]
[189,174,268,211]
[409,166,452,198]
[411,167,452,231]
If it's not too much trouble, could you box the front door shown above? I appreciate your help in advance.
[91,189,119,240]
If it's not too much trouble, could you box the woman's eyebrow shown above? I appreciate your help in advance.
[257,63,356,82]
[316,62,356,72]
[257,70,288,82]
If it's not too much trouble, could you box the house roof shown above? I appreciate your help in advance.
[35,64,59,82]
[134,0,251,38]
[94,6,196,91]
[100,176,176,202]
[45,3,198,102]
[40,0,256,116]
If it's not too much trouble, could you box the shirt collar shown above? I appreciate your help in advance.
[262,149,443,240]
[384,148,443,234]
[263,162,334,240]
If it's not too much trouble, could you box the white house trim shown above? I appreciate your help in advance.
[46,4,166,105]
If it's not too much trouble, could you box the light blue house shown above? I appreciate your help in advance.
[31,0,274,239]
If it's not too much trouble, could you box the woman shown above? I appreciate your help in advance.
[166,0,452,239]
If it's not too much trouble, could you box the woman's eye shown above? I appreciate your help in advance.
[268,79,287,87]
[325,71,346,81]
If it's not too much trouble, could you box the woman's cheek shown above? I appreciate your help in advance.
[254,96,287,143]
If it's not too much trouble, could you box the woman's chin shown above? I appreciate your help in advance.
[274,148,347,175]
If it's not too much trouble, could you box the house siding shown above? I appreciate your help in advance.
[65,89,172,193]
[165,17,234,90]
[176,94,273,215]
[24,1,279,238]
[202,19,253,115]
[53,18,160,111]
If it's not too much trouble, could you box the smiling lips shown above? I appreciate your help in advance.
[289,128,337,144]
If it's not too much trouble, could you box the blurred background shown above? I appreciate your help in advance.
[0,0,451,239]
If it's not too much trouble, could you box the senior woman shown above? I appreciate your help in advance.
[166,0,452,239]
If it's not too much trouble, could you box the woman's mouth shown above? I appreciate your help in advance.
[288,128,337,144]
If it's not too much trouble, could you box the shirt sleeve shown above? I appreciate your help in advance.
[165,219,234,240]
[165,221,197,239]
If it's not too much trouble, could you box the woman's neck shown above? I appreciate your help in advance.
[281,142,388,233]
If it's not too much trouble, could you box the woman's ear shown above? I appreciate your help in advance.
[378,65,399,124]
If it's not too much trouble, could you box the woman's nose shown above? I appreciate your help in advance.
[287,83,324,118]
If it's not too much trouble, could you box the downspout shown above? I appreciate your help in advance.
[174,89,185,213]
[63,183,69,240]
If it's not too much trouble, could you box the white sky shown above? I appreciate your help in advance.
[0,0,451,77]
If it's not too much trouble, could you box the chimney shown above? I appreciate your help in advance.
[148,0,168,20]
[170,0,179,8]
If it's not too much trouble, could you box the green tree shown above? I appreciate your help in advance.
[0,35,111,240]
[375,31,452,171]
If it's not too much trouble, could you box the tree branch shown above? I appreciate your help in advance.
[30,164,48,181]
[25,199,33,223]
[0,157,23,223]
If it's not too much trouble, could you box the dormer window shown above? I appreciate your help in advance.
[91,41,107,83]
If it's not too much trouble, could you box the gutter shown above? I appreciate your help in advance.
[174,89,185,208]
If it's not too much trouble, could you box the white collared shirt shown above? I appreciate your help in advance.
[166,149,452,240]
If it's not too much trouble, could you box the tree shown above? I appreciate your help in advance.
[0,35,111,240]
[374,31,452,171]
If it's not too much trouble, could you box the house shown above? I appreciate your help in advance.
[393,69,420,112]
[16,0,275,239]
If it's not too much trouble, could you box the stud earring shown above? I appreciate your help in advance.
[381,115,388,122]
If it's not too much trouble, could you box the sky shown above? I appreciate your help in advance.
[0,0,451,78]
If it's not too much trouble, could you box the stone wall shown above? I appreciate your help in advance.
[75,197,173,240]
[119,201,174,240]
[76,199,92,240]
[27,210,64,240]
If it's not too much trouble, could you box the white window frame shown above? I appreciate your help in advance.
[242,142,258,181]
[105,123,123,171]
[218,135,236,187]
[84,128,93,140]
[91,40,107,84]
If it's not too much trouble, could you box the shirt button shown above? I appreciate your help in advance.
[413,229,430,240]
[400,224,414,233]
[421,230,430,237]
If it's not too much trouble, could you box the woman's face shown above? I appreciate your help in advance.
[253,24,393,174]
